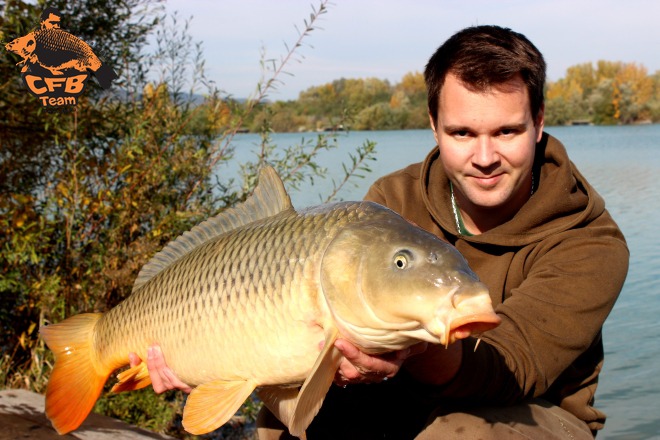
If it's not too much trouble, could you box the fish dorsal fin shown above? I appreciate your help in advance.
[289,326,341,437]
[132,166,292,292]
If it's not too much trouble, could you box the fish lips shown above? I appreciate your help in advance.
[449,312,501,340]
[424,310,501,346]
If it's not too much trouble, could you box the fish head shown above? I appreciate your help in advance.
[5,33,36,59]
[320,202,500,352]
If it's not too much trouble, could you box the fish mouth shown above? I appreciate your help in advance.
[449,312,501,340]
[425,311,501,347]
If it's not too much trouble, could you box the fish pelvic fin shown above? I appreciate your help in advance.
[40,313,110,435]
[111,361,152,393]
[183,379,257,435]
[289,326,341,438]
[257,386,301,431]
[132,165,292,293]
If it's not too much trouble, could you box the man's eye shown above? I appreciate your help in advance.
[500,128,519,136]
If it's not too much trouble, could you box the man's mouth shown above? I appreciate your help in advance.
[470,173,503,188]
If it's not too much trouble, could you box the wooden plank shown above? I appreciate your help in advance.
[0,389,174,440]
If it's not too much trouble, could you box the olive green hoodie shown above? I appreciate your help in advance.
[364,133,629,432]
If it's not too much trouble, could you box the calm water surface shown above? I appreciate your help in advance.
[226,125,660,439]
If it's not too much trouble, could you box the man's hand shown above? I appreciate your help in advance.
[333,339,428,386]
[129,345,192,394]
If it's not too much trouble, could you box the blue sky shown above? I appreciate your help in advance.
[164,0,660,101]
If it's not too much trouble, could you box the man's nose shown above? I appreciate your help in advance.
[472,136,499,167]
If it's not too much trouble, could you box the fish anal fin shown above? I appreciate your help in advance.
[183,379,257,435]
[39,313,111,435]
[111,361,152,393]
[289,327,341,437]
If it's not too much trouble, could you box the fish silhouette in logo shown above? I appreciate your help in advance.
[5,7,117,89]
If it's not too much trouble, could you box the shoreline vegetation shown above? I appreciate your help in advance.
[1,1,658,439]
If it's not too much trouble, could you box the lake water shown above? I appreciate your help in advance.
[225,125,660,439]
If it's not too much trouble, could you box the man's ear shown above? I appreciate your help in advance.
[535,104,545,142]
[429,113,440,144]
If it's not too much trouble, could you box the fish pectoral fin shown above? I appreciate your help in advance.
[111,362,152,393]
[183,379,257,435]
[289,327,342,437]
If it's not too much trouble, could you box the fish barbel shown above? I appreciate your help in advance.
[40,166,500,437]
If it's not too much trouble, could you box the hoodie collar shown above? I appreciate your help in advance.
[420,132,605,246]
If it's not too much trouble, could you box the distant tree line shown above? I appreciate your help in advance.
[203,61,659,132]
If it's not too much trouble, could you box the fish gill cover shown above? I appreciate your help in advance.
[4,6,118,111]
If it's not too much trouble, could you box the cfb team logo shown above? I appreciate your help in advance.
[4,7,117,110]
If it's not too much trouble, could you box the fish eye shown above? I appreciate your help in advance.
[393,251,411,270]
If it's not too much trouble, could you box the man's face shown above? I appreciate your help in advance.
[42,13,61,29]
[430,73,544,228]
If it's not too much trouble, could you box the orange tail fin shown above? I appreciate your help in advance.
[40,313,111,434]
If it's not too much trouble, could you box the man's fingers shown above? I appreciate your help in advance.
[163,368,193,394]
[146,345,193,394]
[334,339,405,385]
[147,345,166,370]
[146,346,168,393]
[334,339,360,361]
[128,352,141,368]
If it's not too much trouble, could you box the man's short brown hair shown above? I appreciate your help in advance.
[425,25,546,125]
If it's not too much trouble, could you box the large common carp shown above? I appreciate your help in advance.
[40,166,500,437]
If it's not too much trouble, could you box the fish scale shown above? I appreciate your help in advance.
[38,29,90,53]
[30,28,101,74]
[40,166,500,437]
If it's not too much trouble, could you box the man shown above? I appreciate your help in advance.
[140,25,628,439]
[40,7,62,29]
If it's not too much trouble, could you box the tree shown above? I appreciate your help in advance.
[335,77,392,109]
[589,78,618,125]
[298,82,340,119]
[613,63,654,123]
[544,60,659,125]
[396,71,426,107]
[649,71,660,122]
[545,78,587,125]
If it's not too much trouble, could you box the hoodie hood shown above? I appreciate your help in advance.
[421,132,606,247]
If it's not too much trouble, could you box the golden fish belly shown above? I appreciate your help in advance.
[94,209,335,386]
